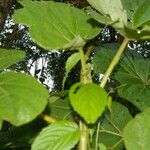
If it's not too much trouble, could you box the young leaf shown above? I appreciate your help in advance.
[49,96,73,120]
[63,52,80,89]
[0,49,25,71]
[69,83,107,124]
[93,43,119,74]
[65,53,80,74]
[0,72,49,126]
[31,121,80,150]
[123,108,150,150]
[87,0,127,29]
[14,1,101,50]
[115,57,150,111]
[97,102,132,150]
[133,0,150,28]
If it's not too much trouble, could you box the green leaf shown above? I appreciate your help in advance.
[65,53,80,74]
[98,143,107,150]
[0,118,2,130]
[121,0,143,11]
[122,26,150,40]
[0,72,49,126]
[0,119,44,149]
[123,108,150,150]
[14,1,101,50]
[69,83,107,124]
[49,96,73,120]
[0,49,25,71]
[133,0,150,28]
[98,102,132,150]
[31,121,80,150]
[93,43,119,74]
[115,57,150,110]
[87,0,127,29]
[63,52,80,89]
[85,8,113,26]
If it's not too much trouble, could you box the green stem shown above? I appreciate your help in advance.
[99,129,122,137]
[100,38,129,88]
[41,114,56,124]
[79,47,87,77]
[95,38,129,149]
[95,121,100,150]
[78,47,90,150]
[79,121,89,150]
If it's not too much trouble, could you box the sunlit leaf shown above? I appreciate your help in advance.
[31,121,80,150]
[0,72,49,126]
[0,49,25,71]
[14,1,101,50]
[123,108,150,150]
[115,57,150,110]
[87,0,127,29]
[69,83,107,124]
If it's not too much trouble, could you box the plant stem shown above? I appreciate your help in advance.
[85,45,93,60]
[79,121,89,150]
[100,38,129,88]
[78,47,90,150]
[41,114,56,124]
[79,47,87,82]
[95,121,100,150]
[95,38,129,149]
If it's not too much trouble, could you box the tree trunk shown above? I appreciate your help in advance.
[0,0,14,32]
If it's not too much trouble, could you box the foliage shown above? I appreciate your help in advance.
[13,0,101,50]
[0,0,149,149]
[0,49,25,71]
[69,83,107,124]
[115,56,150,111]
[32,121,80,150]
[96,102,132,150]
[123,108,150,150]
